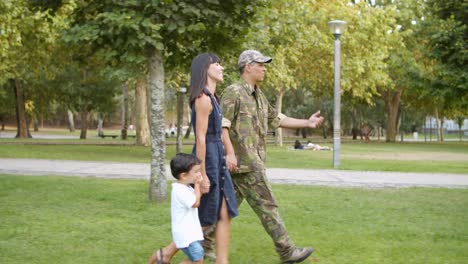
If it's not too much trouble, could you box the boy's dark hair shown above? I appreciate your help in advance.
[170,153,201,179]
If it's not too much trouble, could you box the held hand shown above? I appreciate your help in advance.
[200,176,211,194]
[308,110,324,128]
[225,153,238,172]
[194,174,203,184]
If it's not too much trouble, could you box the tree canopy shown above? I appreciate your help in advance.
[0,0,466,185]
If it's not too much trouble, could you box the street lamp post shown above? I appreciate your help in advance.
[328,20,347,168]
[176,87,187,153]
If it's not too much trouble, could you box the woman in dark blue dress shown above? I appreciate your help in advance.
[189,53,238,264]
[148,53,238,264]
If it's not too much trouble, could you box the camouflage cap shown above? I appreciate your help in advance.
[237,50,272,68]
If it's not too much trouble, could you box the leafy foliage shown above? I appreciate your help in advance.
[421,0,468,114]
[0,0,74,81]
[64,0,267,72]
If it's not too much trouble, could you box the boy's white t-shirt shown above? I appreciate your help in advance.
[171,182,204,248]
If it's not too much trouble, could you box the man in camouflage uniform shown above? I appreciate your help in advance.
[213,50,324,263]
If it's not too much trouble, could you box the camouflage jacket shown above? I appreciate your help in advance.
[220,79,285,173]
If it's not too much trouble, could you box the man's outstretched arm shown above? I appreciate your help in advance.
[279,111,324,129]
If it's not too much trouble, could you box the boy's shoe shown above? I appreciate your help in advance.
[148,248,169,264]
[281,247,314,263]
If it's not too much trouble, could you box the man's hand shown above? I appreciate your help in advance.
[308,111,324,128]
[225,153,238,172]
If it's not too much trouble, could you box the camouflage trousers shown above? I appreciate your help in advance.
[203,168,294,258]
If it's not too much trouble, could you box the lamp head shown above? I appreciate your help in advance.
[328,20,347,36]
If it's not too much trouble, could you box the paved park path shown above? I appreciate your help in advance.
[1,158,467,188]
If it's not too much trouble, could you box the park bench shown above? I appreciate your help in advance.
[99,134,119,139]
[99,134,136,139]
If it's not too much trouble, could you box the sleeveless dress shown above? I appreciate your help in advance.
[192,88,239,226]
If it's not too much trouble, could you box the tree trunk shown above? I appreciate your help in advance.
[68,110,75,132]
[184,104,192,139]
[383,88,402,142]
[275,90,284,146]
[322,125,327,139]
[176,88,185,153]
[121,82,129,140]
[440,116,445,142]
[435,109,441,142]
[13,79,31,138]
[456,117,463,141]
[32,117,38,132]
[147,47,167,202]
[135,77,150,146]
[398,109,403,142]
[351,108,359,140]
[97,113,104,137]
[184,120,192,139]
[321,101,328,139]
[79,110,89,139]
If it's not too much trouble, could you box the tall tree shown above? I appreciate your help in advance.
[366,0,427,142]
[49,53,120,139]
[0,83,15,130]
[380,0,467,142]
[422,0,468,122]
[246,0,309,146]
[121,82,129,140]
[134,77,150,146]
[0,0,74,138]
[246,0,398,142]
[66,0,267,201]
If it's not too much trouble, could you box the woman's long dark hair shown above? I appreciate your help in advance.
[189,52,220,108]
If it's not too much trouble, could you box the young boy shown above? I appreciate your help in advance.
[170,153,204,264]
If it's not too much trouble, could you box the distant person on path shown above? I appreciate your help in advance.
[149,153,204,264]
[149,53,238,264]
[212,50,324,263]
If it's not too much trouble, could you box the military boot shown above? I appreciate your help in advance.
[281,247,314,263]
[202,225,216,262]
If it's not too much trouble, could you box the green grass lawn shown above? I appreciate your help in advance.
[0,175,467,264]
[1,141,467,174]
